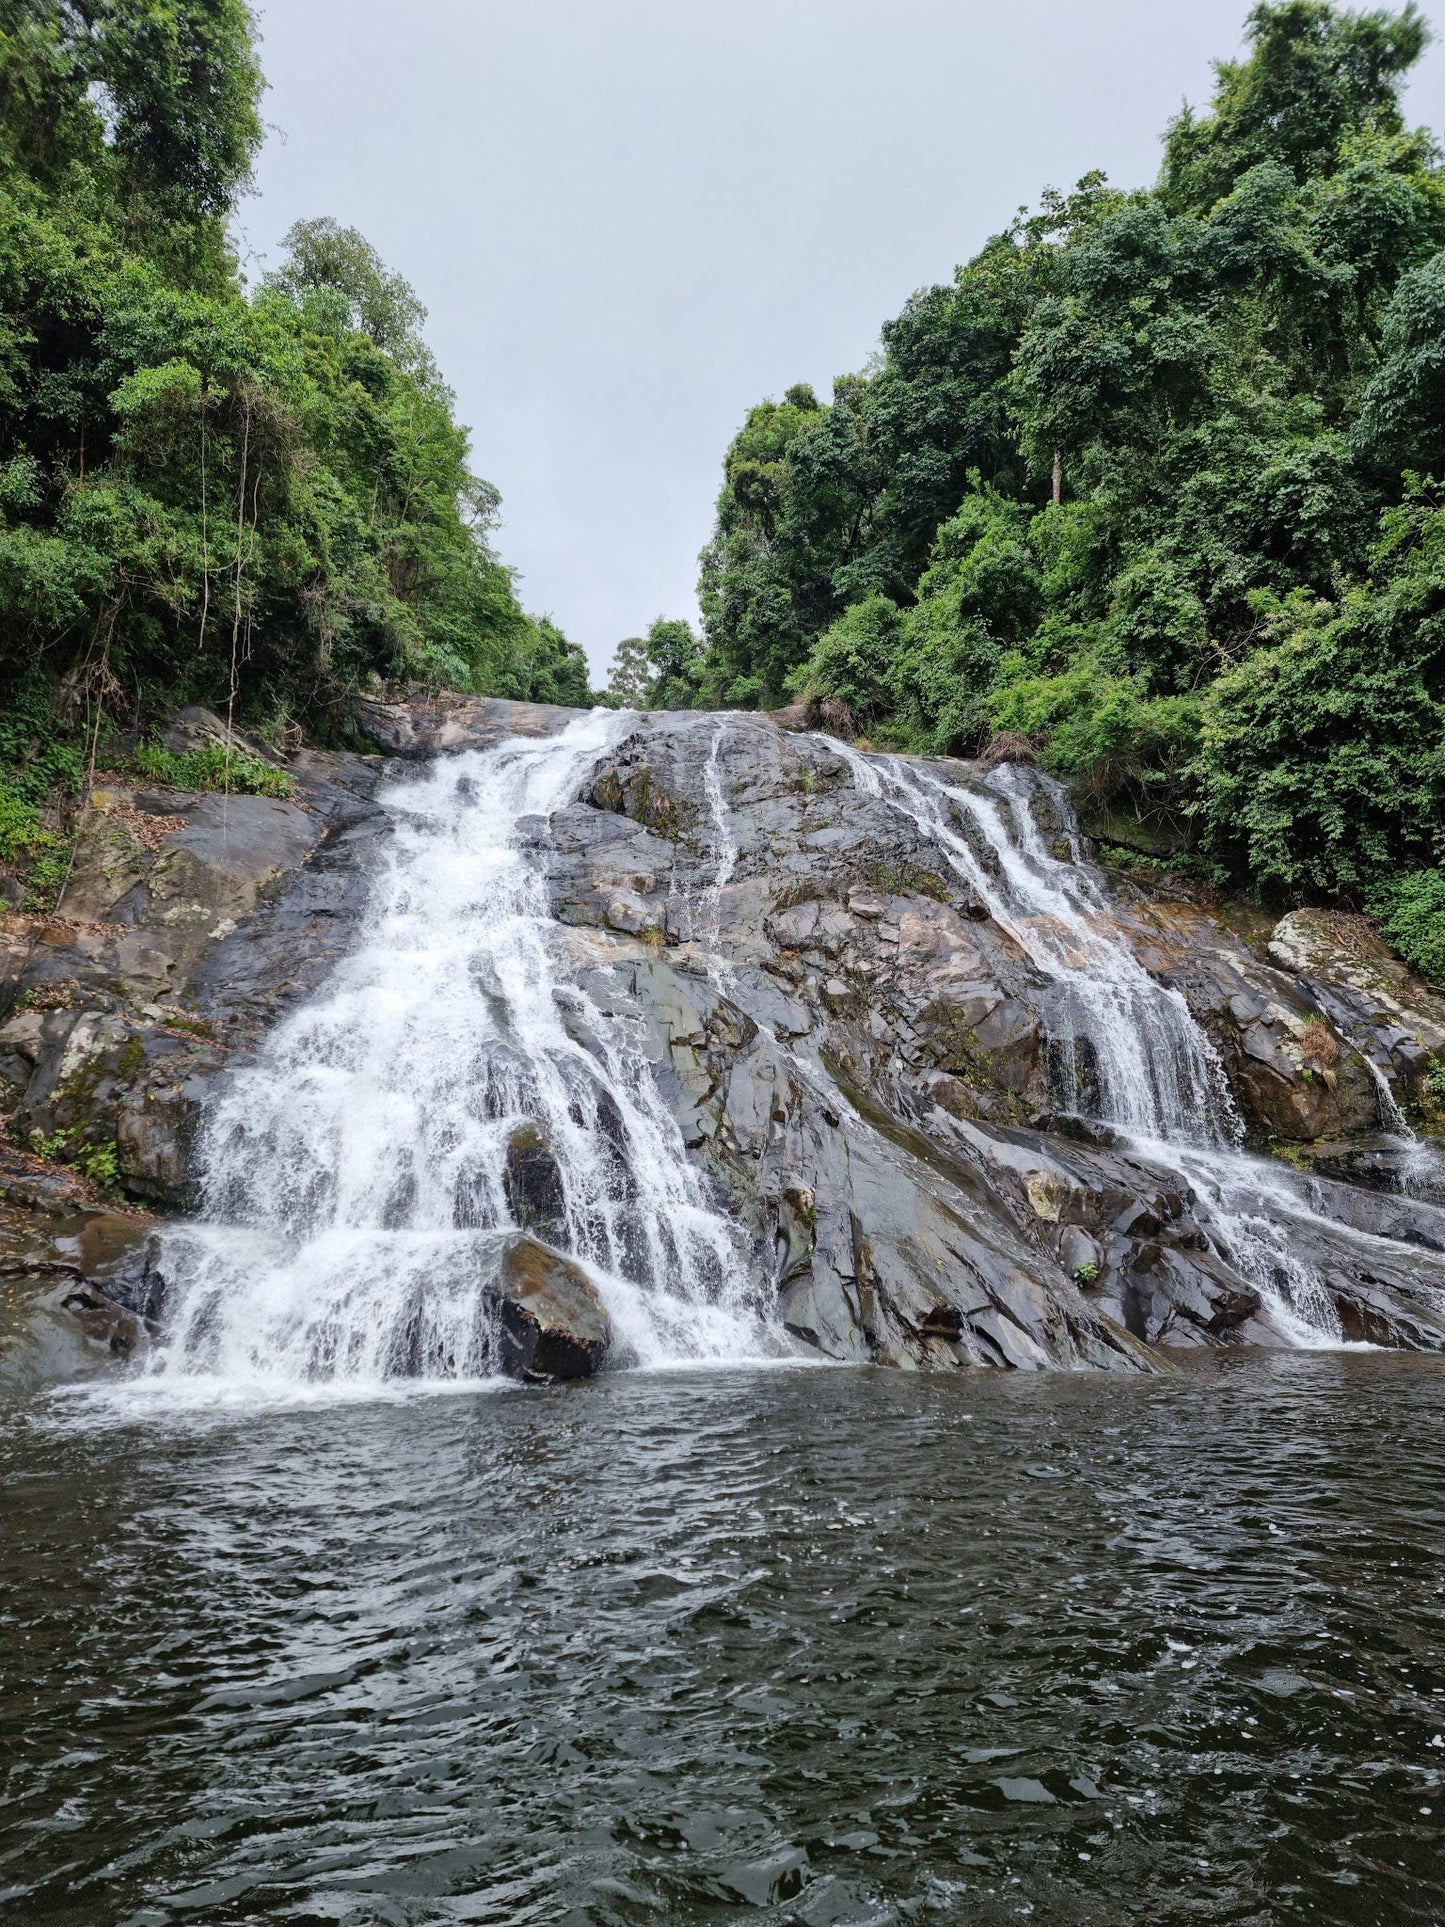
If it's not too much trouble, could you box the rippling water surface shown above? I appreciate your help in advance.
[3,1357,1445,1925]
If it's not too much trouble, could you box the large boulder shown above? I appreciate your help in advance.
[1267,907,1445,1111]
[487,1235,611,1382]
[350,691,587,758]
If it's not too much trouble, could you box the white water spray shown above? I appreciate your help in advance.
[829,741,1389,1345]
[838,750,1235,1140]
[151,711,777,1392]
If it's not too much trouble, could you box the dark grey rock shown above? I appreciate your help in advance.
[503,1126,567,1240]
[8,693,1445,1377]
[487,1235,611,1381]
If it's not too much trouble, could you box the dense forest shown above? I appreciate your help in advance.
[0,0,588,901]
[611,1,1445,974]
[5,1,1445,974]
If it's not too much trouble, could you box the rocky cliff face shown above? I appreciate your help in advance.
[4,695,1445,1388]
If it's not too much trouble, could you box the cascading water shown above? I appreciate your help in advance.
[150,710,776,1393]
[693,720,740,985]
[1364,1062,1444,1201]
[1305,981,1445,1202]
[829,741,1399,1346]
[839,750,1235,1139]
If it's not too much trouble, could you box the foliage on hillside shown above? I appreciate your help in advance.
[604,617,704,711]
[0,0,589,898]
[635,2,1445,964]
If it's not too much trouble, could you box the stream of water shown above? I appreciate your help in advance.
[148,710,776,1399]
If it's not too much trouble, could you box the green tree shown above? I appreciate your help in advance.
[0,0,264,275]
[1354,248,1445,472]
[606,616,701,710]
[265,217,431,367]
[0,0,562,899]
[677,0,1445,932]
[1162,1,1429,212]
[788,594,905,726]
[509,616,591,707]
[1195,489,1445,892]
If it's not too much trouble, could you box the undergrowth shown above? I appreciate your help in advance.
[27,1127,122,1198]
[1372,870,1445,989]
[125,740,293,798]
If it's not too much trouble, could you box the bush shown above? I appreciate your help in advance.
[787,595,906,724]
[1195,552,1445,896]
[1373,868,1445,985]
[986,660,1201,802]
[0,781,70,910]
[127,739,293,797]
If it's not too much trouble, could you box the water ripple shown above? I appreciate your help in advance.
[3,1355,1444,1924]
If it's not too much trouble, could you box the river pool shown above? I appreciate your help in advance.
[3,1355,1443,1925]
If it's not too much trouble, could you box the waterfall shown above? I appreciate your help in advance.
[830,742,1383,1346]
[693,719,739,986]
[1363,1061,1444,1201]
[1310,990,1444,1203]
[838,750,1236,1140]
[150,710,776,1393]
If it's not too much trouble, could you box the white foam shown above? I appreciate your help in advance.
[830,741,1426,1348]
[139,710,782,1395]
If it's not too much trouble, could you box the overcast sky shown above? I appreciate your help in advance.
[239,0,1445,682]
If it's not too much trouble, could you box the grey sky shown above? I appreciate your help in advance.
[241,1,1445,683]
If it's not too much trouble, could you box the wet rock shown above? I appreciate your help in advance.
[0,1151,159,1392]
[1114,891,1381,1142]
[1267,907,1445,1111]
[351,692,586,758]
[351,696,423,755]
[0,1270,143,1397]
[61,786,318,951]
[487,1235,611,1381]
[0,730,389,1219]
[11,691,1445,1382]
[534,709,1445,1361]
[503,1126,567,1239]
[1058,1225,1102,1284]
[62,1211,168,1320]
[588,757,696,840]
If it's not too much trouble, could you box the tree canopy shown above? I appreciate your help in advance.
[0,0,591,898]
[642,1,1445,929]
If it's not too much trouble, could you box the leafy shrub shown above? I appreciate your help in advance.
[986,662,1201,802]
[1195,511,1445,896]
[787,596,906,725]
[1373,868,1445,985]
[0,782,71,911]
[128,739,293,797]
[28,1127,122,1197]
